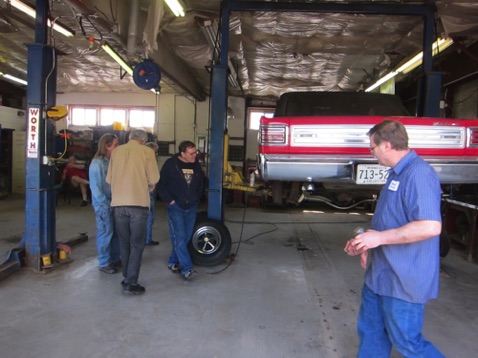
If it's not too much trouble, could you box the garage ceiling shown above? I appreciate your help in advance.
[0,0,477,101]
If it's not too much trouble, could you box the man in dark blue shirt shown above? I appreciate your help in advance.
[344,120,445,357]
[157,140,204,280]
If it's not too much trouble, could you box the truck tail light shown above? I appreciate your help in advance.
[259,125,287,145]
[468,127,478,147]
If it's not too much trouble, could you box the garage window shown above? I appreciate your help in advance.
[248,108,274,130]
[69,106,155,130]
[71,107,97,126]
[130,109,155,128]
[100,108,126,126]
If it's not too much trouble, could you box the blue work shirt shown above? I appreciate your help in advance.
[365,150,442,304]
[89,157,111,211]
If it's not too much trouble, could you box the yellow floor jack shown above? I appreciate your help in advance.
[221,134,258,205]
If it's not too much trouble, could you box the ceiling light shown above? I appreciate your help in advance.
[4,0,74,37]
[365,70,399,93]
[165,0,185,17]
[365,37,454,92]
[0,71,27,85]
[397,37,454,74]
[101,42,133,76]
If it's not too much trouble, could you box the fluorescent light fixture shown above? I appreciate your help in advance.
[365,37,454,92]
[101,42,133,76]
[365,69,400,93]
[165,0,185,17]
[397,37,454,74]
[0,71,27,85]
[4,0,74,37]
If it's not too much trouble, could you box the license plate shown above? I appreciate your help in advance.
[355,164,390,184]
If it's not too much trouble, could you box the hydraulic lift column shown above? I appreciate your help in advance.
[23,0,58,269]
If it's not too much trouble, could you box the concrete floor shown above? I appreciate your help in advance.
[1,194,478,358]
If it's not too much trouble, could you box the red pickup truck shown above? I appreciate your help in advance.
[257,92,478,208]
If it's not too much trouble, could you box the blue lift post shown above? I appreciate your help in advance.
[23,0,58,270]
[207,1,230,223]
[207,0,440,222]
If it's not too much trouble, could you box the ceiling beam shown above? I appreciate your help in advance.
[148,37,206,101]
[228,1,434,16]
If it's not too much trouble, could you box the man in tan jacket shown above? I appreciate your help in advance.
[106,129,159,295]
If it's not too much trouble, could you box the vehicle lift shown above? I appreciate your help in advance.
[0,0,72,278]
[195,0,442,265]
[1,0,445,277]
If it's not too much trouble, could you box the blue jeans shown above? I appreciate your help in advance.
[358,284,445,358]
[166,203,196,275]
[113,206,148,285]
[145,191,156,244]
[94,206,120,268]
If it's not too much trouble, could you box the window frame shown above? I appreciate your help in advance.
[247,107,275,130]
[68,105,156,131]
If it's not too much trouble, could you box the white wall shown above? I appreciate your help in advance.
[0,106,26,131]
[57,92,206,147]
[55,92,261,173]
[56,92,158,107]
[0,106,26,195]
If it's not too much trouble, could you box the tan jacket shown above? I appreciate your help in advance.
[106,140,160,207]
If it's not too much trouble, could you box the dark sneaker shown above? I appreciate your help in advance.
[99,265,118,274]
[80,200,88,207]
[145,240,159,246]
[168,263,180,273]
[184,270,198,281]
[121,280,128,288]
[122,283,146,296]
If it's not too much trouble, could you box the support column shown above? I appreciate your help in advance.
[416,4,442,117]
[23,0,57,269]
[207,1,230,222]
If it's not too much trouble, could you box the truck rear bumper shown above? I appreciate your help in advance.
[257,154,478,184]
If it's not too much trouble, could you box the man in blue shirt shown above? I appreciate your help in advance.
[344,120,445,357]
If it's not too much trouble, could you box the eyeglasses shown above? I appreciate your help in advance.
[185,150,197,156]
[369,145,378,153]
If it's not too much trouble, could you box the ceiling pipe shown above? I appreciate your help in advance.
[452,40,478,65]
[62,0,113,31]
[127,0,139,59]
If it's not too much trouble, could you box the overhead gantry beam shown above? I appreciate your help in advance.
[149,36,206,101]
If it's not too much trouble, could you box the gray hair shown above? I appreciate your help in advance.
[145,142,159,151]
[129,129,148,143]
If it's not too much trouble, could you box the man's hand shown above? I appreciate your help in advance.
[344,230,381,254]
[344,231,379,269]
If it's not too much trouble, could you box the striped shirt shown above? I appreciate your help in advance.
[365,150,442,304]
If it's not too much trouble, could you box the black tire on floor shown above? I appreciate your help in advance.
[188,218,232,267]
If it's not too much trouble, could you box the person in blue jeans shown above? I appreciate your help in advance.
[344,120,445,357]
[107,130,160,295]
[157,140,204,280]
[145,142,159,246]
[89,133,120,274]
